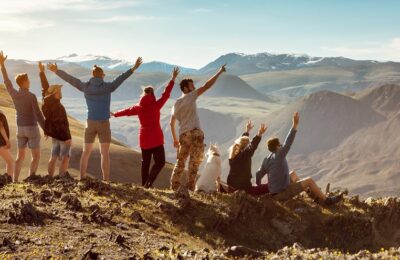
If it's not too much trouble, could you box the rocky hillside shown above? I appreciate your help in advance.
[0,174,399,259]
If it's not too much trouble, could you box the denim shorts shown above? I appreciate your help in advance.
[51,138,72,159]
[17,126,41,149]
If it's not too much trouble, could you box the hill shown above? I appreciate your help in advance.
[0,176,399,258]
[0,87,174,188]
[356,84,400,117]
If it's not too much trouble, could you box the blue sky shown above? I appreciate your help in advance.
[0,0,399,68]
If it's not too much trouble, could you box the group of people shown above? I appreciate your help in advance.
[0,49,342,205]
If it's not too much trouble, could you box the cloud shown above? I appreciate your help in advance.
[0,0,140,14]
[80,15,158,24]
[190,8,213,13]
[321,37,400,61]
[0,17,54,32]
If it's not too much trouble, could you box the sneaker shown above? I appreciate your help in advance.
[325,194,343,205]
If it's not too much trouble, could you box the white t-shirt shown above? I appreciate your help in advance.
[172,90,201,136]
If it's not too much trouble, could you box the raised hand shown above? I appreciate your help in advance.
[38,62,45,73]
[258,123,268,136]
[293,112,300,129]
[246,120,254,133]
[47,62,58,73]
[219,64,226,74]
[172,67,180,80]
[132,57,143,72]
[0,51,8,65]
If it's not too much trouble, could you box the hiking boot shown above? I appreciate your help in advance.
[325,194,343,205]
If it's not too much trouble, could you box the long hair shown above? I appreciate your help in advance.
[229,136,250,159]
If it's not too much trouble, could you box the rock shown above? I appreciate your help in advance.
[225,245,264,258]
[1,237,16,251]
[130,212,145,222]
[292,242,304,250]
[7,201,48,226]
[271,218,293,236]
[175,186,191,208]
[39,190,53,203]
[81,247,99,260]
[61,194,82,211]
[364,197,375,206]
[24,174,53,185]
[159,245,169,251]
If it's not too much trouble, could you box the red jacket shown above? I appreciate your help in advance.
[114,80,174,149]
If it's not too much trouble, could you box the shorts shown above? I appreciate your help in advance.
[51,138,72,159]
[273,181,304,201]
[84,120,111,144]
[17,126,41,149]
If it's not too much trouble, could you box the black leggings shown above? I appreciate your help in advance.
[141,145,166,187]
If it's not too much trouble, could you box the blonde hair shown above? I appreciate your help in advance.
[229,136,250,159]
[46,84,62,97]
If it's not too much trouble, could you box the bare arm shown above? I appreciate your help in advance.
[0,122,10,149]
[197,65,226,96]
[0,51,17,97]
[170,115,179,148]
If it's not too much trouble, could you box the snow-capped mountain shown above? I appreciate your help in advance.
[56,54,197,74]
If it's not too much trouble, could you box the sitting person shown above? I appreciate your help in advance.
[256,112,342,205]
[227,121,269,196]
[39,62,72,177]
[0,108,13,180]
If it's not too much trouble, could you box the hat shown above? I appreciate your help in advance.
[45,84,62,97]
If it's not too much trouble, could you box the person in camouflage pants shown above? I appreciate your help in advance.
[170,65,226,191]
[170,129,205,191]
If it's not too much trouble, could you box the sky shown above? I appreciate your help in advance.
[0,0,399,68]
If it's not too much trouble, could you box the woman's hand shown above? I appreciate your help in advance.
[258,124,268,136]
[246,120,254,133]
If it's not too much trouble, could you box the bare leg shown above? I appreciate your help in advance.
[290,170,300,182]
[14,148,26,182]
[99,143,110,181]
[59,156,70,175]
[47,156,58,176]
[30,148,41,175]
[0,147,14,178]
[80,143,93,180]
[299,177,326,201]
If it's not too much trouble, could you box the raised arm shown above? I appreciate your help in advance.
[47,63,85,92]
[170,114,179,149]
[39,62,49,99]
[278,112,299,158]
[0,51,17,97]
[197,64,226,96]
[106,57,142,92]
[156,67,179,109]
[111,105,138,118]
[245,123,267,156]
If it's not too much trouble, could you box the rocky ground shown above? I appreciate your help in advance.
[0,173,400,259]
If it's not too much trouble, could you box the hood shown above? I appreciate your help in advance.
[139,94,156,107]
[89,77,104,87]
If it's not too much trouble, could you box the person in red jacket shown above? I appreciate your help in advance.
[112,67,180,188]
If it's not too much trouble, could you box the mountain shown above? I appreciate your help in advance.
[0,87,174,188]
[155,74,273,102]
[356,84,400,117]
[56,53,197,74]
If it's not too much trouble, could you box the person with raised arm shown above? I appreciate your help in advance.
[111,67,180,188]
[170,65,226,191]
[255,112,342,205]
[0,51,45,182]
[47,57,143,181]
[38,62,72,177]
[227,121,270,196]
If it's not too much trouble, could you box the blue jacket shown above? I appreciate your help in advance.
[255,128,297,194]
[56,69,133,120]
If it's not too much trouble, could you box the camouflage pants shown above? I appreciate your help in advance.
[171,129,205,191]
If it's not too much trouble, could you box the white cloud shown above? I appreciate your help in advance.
[190,8,213,13]
[321,37,400,61]
[0,0,140,14]
[0,17,54,32]
[80,15,158,24]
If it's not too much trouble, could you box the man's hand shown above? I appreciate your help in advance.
[218,64,226,74]
[172,67,180,81]
[173,139,179,148]
[47,63,58,73]
[5,140,11,149]
[132,57,143,72]
[293,112,300,129]
[0,51,8,65]
[246,120,254,133]
[38,62,45,73]
[258,123,268,136]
